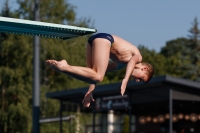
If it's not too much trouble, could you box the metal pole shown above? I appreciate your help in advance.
[60,100,63,133]
[101,113,103,133]
[108,110,114,133]
[92,106,96,133]
[33,0,40,133]
[128,92,132,133]
[169,89,173,133]
[128,106,132,133]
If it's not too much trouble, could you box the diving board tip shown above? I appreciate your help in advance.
[0,16,97,39]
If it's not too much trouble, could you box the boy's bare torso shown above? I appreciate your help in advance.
[110,35,142,64]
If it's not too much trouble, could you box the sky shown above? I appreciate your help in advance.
[0,0,200,52]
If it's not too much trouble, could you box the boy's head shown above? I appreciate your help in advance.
[141,62,154,82]
[131,62,154,83]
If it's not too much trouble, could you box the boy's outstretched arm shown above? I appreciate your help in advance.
[82,84,96,107]
[121,55,139,96]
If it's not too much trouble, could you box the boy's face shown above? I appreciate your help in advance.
[131,66,148,82]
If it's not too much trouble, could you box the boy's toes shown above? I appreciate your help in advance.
[46,60,56,66]
[45,61,50,65]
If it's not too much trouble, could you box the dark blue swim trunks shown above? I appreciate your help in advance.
[88,33,114,46]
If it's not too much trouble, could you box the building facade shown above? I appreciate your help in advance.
[46,75,200,133]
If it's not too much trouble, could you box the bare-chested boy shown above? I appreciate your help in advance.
[46,33,154,107]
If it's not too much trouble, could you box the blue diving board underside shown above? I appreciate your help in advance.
[0,16,97,39]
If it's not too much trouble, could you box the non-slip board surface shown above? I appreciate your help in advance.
[0,17,97,39]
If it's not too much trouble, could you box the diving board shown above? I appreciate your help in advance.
[0,16,97,39]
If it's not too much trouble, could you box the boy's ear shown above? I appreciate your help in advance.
[142,66,149,71]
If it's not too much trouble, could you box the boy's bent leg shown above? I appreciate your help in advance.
[82,44,96,107]
[46,60,96,84]
[86,43,92,68]
[91,38,111,80]
[46,59,107,82]
[83,39,111,106]
[46,59,101,82]
[46,38,111,83]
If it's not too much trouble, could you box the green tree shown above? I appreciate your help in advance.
[160,38,191,77]
[160,18,200,81]
[0,0,94,132]
[183,17,200,81]
[159,18,200,81]
[0,1,32,133]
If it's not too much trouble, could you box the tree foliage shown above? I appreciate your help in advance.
[160,38,192,77]
[184,17,200,81]
[159,18,200,81]
[0,0,94,132]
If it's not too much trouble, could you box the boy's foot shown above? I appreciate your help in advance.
[46,59,69,72]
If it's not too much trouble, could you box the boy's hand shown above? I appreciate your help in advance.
[121,79,128,96]
[82,92,95,107]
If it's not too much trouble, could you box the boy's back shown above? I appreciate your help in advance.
[109,35,142,64]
